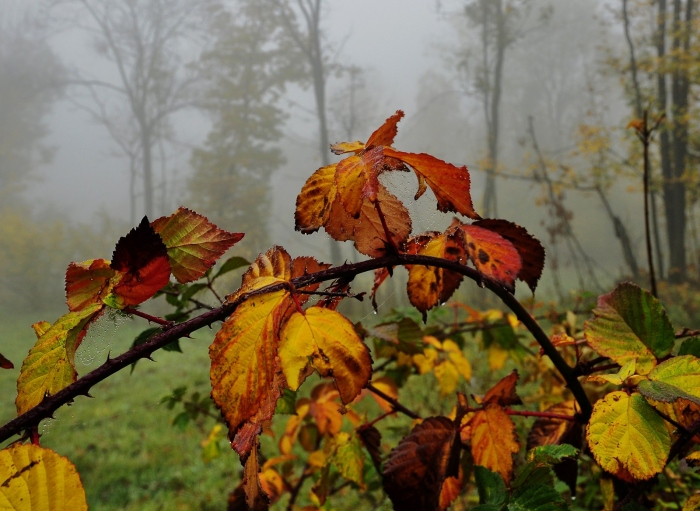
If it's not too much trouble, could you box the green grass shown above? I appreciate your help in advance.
[0,311,239,510]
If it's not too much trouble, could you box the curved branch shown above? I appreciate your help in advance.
[0,253,591,444]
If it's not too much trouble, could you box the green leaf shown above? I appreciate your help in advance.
[274,388,298,415]
[332,433,365,489]
[508,484,568,510]
[162,339,182,353]
[679,338,700,358]
[513,445,578,489]
[173,411,190,431]
[637,355,700,405]
[213,256,251,280]
[584,282,674,374]
[586,391,670,481]
[180,283,208,303]
[475,465,508,508]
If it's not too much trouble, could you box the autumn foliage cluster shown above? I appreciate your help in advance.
[3,112,700,510]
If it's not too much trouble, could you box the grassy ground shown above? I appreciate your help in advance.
[0,311,238,510]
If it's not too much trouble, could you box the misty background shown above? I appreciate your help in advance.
[1,0,694,316]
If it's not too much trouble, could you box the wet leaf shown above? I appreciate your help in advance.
[586,391,670,481]
[473,219,545,292]
[406,231,465,313]
[107,217,171,308]
[383,417,461,511]
[324,184,412,258]
[65,259,116,312]
[16,305,103,415]
[210,290,290,456]
[459,224,522,292]
[584,283,674,375]
[474,465,507,508]
[638,355,700,404]
[0,444,87,510]
[279,307,372,404]
[151,207,243,283]
[383,148,480,219]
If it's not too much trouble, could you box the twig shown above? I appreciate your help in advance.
[367,383,420,420]
[122,307,173,327]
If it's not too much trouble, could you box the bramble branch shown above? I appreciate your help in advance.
[0,253,592,443]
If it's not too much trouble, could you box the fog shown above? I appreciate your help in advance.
[1,0,689,313]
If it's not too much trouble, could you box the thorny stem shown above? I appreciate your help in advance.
[0,253,592,443]
[122,307,173,327]
[367,383,421,420]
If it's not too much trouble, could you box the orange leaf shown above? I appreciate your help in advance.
[335,151,380,218]
[383,148,480,219]
[439,471,463,510]
[473,219,545,292]
[308,382,344,435]
[483,370,522,406]
[107,217,171,308]
[470,404,520,483]
[151,207,243,283]
[279,307,372,404]
[325,185,411,258]
[366,110,404,148]
[406,231,466,314]
[459,224,521,291]
[383,416,461,511]
[65,259,116,312]
[210,290,290,456]
[368,376,399,413]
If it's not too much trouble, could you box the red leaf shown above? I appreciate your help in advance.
[383,417,461,511]
[473,219,545,292]
[458,224,521,291]
[109,217,171,307]
[0,353,13,370]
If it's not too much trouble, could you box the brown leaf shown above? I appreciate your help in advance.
[357,424,383,473]
[242,442,269,511]
[325,185,411,258]
[65,259,116,311]
[0,353,14,370]
[383,417,461,511]
[483,370,522,406]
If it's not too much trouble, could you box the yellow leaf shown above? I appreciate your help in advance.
[369,376,399,413]
[279,307,372,404]
[470,404,520,483]
[443,340,472,380]
[587,391,670,481]
[434,360,460,397]
[0,444,87,510]
[16,304,103,415]
[488,344,509,371]
[210,290,290,451]
[413,348,438,374]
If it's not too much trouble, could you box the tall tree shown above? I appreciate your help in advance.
[57,0,209,221]
[188,1,300,256]
[263,0,343,263]
[615,0,697,281]
[0,10,64,206]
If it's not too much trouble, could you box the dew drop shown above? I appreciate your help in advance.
[372,310,378,315]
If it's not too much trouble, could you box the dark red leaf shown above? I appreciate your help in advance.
[0,353,13,370]
[383,416,461,511]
